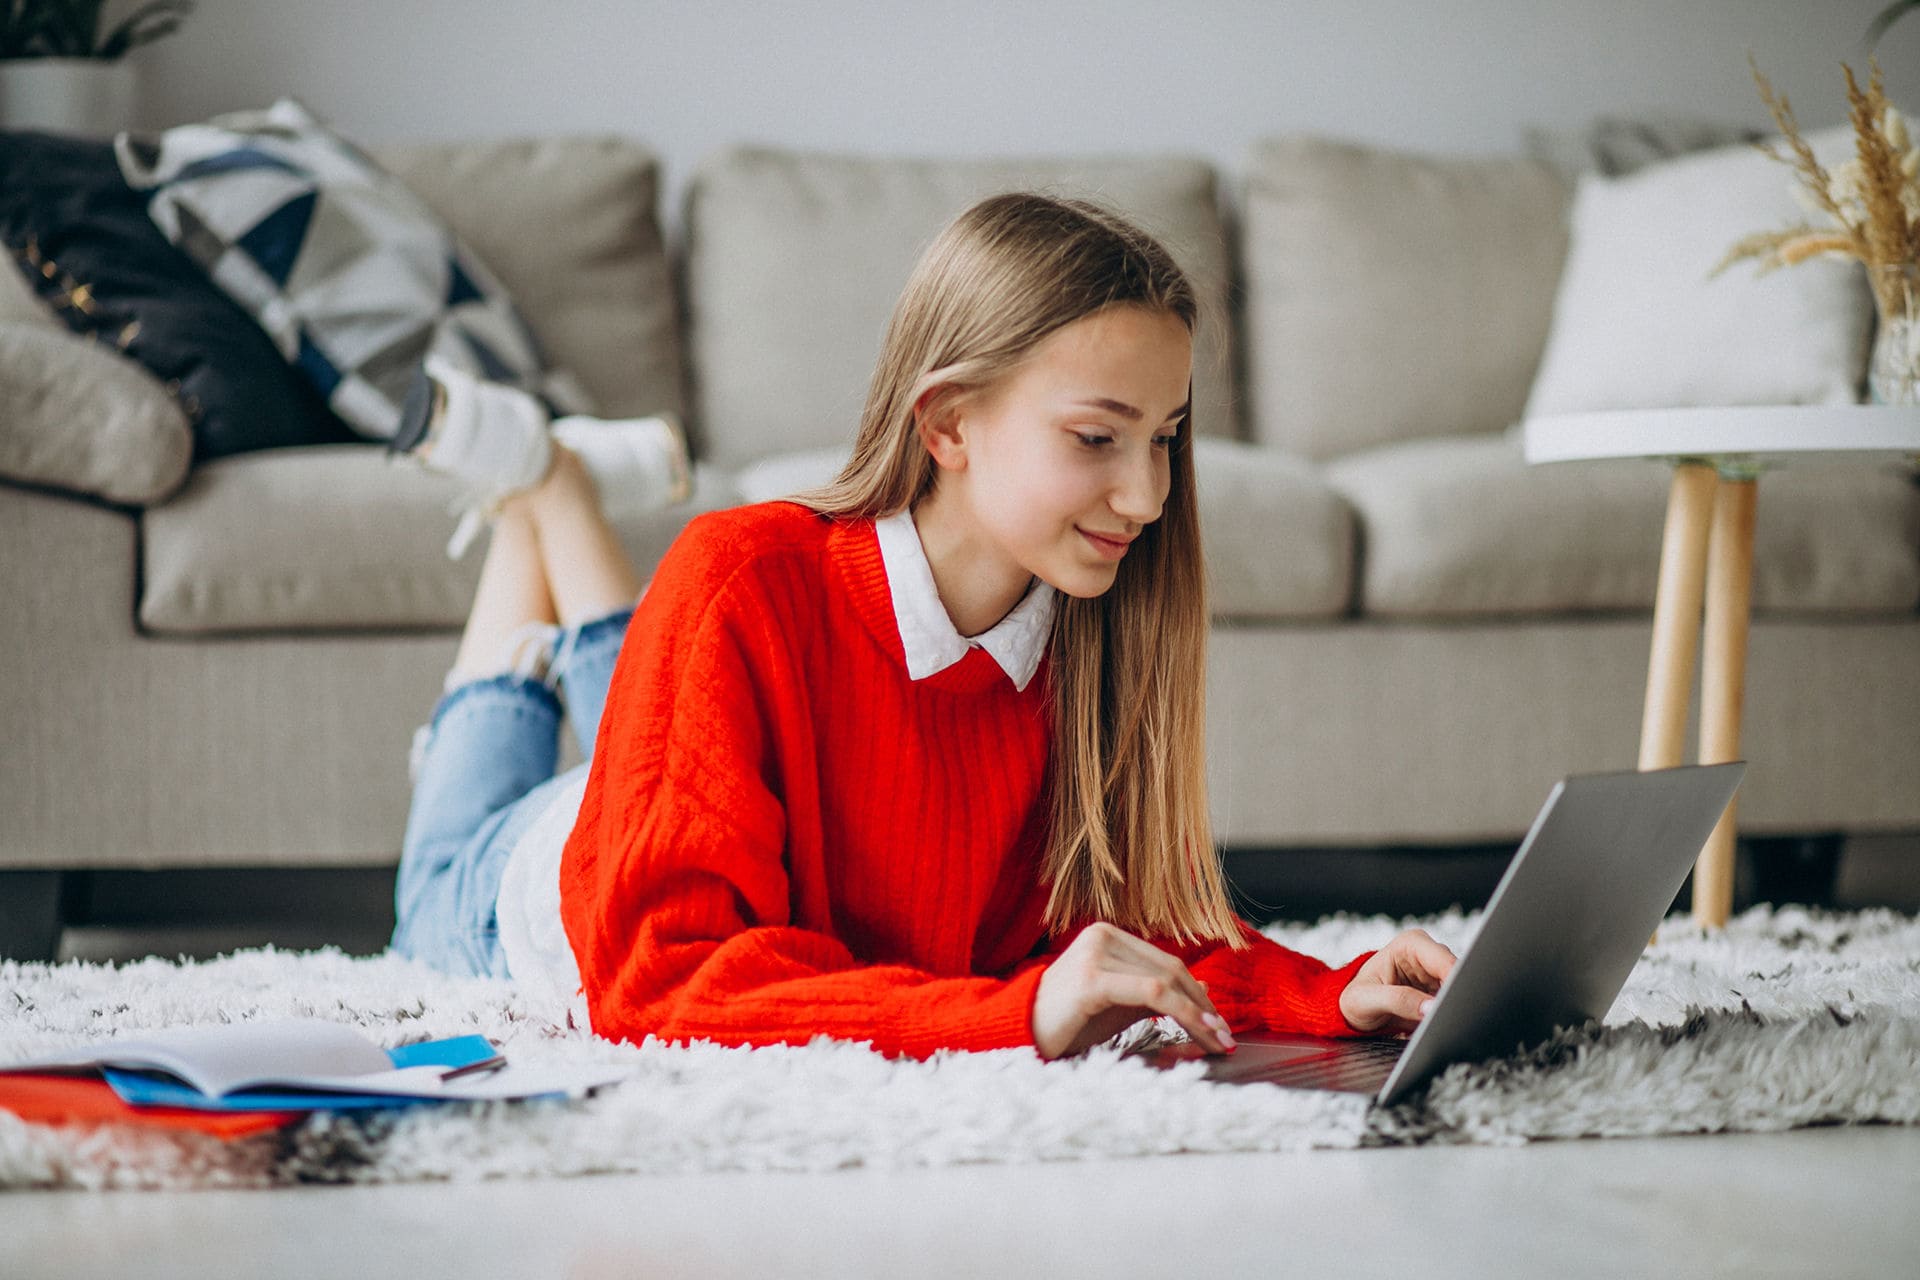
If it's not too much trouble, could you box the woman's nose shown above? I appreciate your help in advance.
[1109,448,1165,524]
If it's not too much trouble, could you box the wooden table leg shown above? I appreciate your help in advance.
[1638,464,1717,774]
[1693,474,1758,928]
[1639,463,1716,945]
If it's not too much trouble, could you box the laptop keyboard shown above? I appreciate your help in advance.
[1214,1037,1406,1093]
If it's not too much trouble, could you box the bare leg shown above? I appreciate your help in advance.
[513,444,644,627]
[442,444,643,686]
[446,504,557,685]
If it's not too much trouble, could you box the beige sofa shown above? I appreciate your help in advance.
[4,135,1917,950]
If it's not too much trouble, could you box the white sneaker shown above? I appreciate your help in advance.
[551,411,694,522]
[389,360,693,559]
[388,356,554,559]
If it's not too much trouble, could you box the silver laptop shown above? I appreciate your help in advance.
[1130,763,1746,1106]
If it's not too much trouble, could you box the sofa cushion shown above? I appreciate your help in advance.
[684,147,1238,469]
[1242,136,1571,461]
[727,439,1353,620]
[373,134,684,424]
[139,445,741,634]
[1191,439,1353,619]
[731,445,850,504]
[1327,432,1920,617]
[0,323,192,506]
[116,100,594,441]
[1522,129,1869,420]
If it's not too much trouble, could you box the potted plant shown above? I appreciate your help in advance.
[0,0,193,136]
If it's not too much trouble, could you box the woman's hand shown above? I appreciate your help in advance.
[1338,928,1458,1035]
[1031,922,1236,1060]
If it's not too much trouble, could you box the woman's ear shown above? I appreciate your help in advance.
[914,385,969,472]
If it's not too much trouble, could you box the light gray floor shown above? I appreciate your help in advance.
[5,1125,1917,1280]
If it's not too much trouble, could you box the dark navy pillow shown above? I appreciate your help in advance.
[0,130,356,462]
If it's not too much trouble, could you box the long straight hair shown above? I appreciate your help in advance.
[795,192,1243,949]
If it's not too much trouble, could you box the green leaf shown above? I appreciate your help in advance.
[96,0,193,58]
[0,0,192,60]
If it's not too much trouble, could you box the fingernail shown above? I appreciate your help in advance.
[1419,1000,1435,1017]
[1203,1012,1227,1032]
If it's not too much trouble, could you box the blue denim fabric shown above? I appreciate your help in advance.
[390,606,633,976]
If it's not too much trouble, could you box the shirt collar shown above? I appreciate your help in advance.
[873,507,1056,692]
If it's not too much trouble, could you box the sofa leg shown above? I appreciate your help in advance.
[1741,833,1846,910]
[0,870,75,961]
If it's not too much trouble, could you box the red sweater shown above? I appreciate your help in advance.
[559,502,1372,1059]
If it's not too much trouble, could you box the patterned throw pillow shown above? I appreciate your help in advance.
[113,100,592,441]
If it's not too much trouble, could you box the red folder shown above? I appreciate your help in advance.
[0,1073,302,1139]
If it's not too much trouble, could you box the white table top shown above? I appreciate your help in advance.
[1524,405,1920,469]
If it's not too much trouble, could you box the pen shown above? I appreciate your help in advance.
[439,1054,507,1082]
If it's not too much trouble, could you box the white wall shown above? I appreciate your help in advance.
[131,0,1916,224]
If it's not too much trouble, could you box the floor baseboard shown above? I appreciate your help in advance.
[7,833,1916,964]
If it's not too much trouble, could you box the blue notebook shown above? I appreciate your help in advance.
[102,1034,501,1113]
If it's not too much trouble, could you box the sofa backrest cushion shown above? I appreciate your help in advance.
[683,147,1238,469]
[372,136,684,423]
[1242,136,1571,460]
[1523,114,1768,184]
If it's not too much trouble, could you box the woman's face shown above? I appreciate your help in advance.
[926,304,1192,611]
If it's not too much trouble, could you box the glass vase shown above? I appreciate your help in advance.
[1868,263,1920,406]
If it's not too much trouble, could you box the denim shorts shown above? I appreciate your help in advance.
[389,606,633,978]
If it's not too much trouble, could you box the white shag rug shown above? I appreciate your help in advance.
[3,906,1917,1190]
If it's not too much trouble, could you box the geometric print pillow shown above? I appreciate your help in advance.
[113,99,593,440]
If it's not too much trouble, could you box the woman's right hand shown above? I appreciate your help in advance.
[1031,921,1236,1060]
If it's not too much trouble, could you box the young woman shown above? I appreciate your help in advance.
[390,192,1455,1061]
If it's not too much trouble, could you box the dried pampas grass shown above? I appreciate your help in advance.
[1717,54,1920,322]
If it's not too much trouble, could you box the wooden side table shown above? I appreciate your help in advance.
[1524,405,1920,928]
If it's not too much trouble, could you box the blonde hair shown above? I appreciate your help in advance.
[796,191,1244,949]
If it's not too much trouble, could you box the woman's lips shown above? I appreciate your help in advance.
[1078,527,1134,561]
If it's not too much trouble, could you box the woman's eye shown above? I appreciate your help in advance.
[1070,427,1181,449]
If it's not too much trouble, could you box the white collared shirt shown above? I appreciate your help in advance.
[873,507,1056,692]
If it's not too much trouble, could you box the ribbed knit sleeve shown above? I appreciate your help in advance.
[559,510,1050,1060]
[1161,922,1375,1039]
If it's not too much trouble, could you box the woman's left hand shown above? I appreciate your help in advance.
[1337,928,1458,1035]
